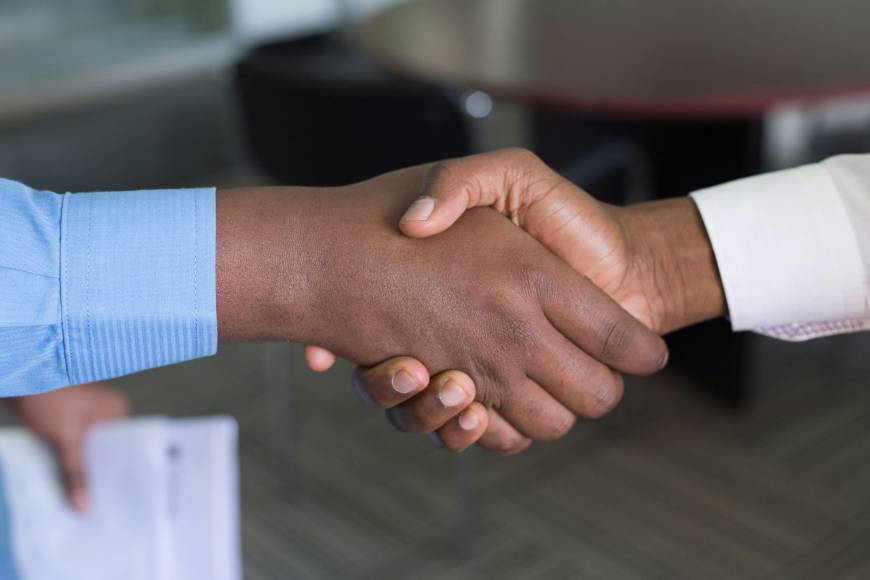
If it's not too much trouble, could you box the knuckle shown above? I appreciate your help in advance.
[508,148,549,187]
[491,275,533,306]
[501,317,536,352]
[570,357,599,386]
[425,160,463,191]
[474,373,513,409]
[600,319,632,361]
[505,147,541,167]
[520,265,552,298]
[484,289,539,349]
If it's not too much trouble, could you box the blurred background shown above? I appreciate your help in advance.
[3,0,870,578]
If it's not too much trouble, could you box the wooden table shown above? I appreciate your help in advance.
[353,0,870,119]
[353,0,870,403]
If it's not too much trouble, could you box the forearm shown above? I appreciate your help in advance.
[621,197,726,334]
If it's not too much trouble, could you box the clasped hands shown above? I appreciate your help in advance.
[10,149,724,516]
[218,148,725,455]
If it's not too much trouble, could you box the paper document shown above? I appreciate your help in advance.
[0,416,241,580]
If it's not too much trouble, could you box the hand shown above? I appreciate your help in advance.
[7,383,130,512]
[217,164,668,443]
[351,358,490,453]
[398,149,725,333]
[312,150,726,452]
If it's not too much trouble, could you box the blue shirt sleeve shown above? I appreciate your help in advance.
[0,178,217,396]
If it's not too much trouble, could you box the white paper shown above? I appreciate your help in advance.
[0,416,240,580]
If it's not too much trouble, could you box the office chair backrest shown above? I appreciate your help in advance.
[236,32,471,186]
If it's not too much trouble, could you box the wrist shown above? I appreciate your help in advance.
[216,186,321,344]
[620,197,726,334]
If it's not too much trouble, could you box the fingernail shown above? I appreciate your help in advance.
[658,348,670,370]
[71,489,90,514]
[401,197,435,221]
[438,381,467,407]
[428,432,445,448]
[392,370,418,394]
[459,410,479,431]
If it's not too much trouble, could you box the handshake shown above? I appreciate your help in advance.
[11,147,728,513]
[12,148,866,511]
[219,148,727,454]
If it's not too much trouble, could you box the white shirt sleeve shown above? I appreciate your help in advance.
[689,154,870,341]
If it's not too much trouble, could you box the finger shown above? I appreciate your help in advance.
[495,376,577,443]
[477,408,533,454]
[54,433,90,513]
[351,357,429,409]
[542,267,668,375]
[390,371,475,433]
[529,328,625,419]
[400,150,546,238]
[89,386,131,421]
[432,402,489,452]
[304,345,337,372]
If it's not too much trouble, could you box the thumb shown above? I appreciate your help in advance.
[53,432,90,513]
[399,153,517,238]
[398,182,475,239]
[399,149,563,239]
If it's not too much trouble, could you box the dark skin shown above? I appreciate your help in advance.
[7,156,687,515]
[316,150,727,452]
[216,163,669,441]
[368,195,726,451]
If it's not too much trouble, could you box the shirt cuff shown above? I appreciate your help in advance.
[690,164,866,332]
[60,187,217,384]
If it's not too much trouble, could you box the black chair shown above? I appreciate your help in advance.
[235,32,472,186]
